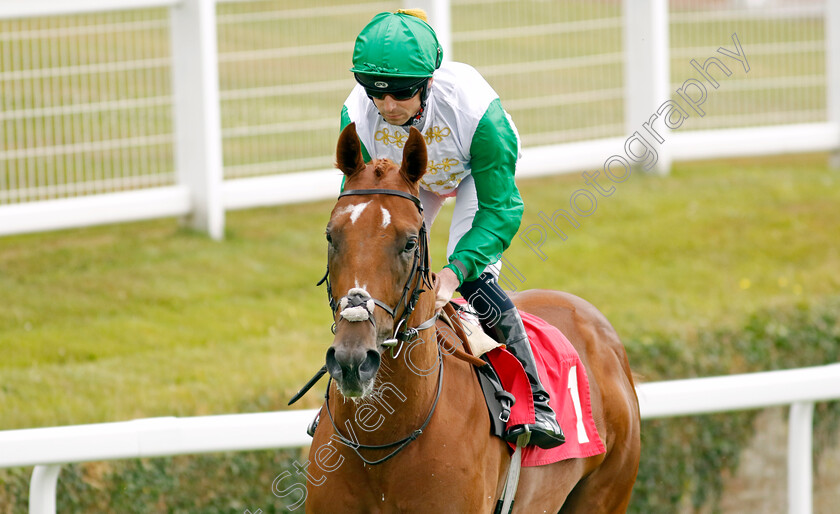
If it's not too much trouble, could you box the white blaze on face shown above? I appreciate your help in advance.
[335,201,371,224]
[380,207,391,228]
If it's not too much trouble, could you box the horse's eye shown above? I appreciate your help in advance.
[326,232,333,245]
[403,238,418,252]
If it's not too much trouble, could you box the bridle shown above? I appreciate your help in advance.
[315,187,444,465]
[287,187,439,406]
[317,188,437,352]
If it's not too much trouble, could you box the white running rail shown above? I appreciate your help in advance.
[1,364,839,513]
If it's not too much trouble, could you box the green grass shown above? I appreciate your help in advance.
[1,152,838,431]
[508,153,840,337]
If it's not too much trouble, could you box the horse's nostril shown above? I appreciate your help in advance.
[358,349,381,382]
[325,347,343,380]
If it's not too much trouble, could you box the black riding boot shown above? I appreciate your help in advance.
[488,307,565,450]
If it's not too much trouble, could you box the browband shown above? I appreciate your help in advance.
[338,188,423,214]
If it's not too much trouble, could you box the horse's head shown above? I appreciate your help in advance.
[324,122,431,398]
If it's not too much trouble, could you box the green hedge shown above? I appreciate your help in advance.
[627,297,840,512]
[0,451,303,514]
[2,299,838,513]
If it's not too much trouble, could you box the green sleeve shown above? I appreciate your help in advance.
[445,98,523,284]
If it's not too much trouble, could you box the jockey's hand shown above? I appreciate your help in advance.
[434,267,460,313]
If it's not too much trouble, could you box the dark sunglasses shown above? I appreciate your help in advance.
[365,84,424,101]
[363,81,426,101]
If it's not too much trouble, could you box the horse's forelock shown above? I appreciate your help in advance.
[347,158,416,194]
[373,160,392,179]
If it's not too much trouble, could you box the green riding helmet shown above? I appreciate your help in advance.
[351,11,443,80]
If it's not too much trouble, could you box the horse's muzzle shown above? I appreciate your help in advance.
[325,345,381,397]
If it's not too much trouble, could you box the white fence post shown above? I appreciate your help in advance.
[170,0,225,240]
[827,0,840,169]
[623,0,671,175]
[408,0,452,62]
[788,401,815,514]
[29,465,61,514]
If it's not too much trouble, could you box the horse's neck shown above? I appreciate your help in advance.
[381,325,440,394]
[371,292,441,408]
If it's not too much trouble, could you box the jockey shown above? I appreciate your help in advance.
[340,9,564,450]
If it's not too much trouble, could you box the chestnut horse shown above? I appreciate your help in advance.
[305,123,640,513]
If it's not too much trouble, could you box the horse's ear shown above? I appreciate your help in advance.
[336,122,365,178]
[400,127,427,184]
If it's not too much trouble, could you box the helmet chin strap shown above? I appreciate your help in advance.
[401,102,425,127]
[401,79,431,127]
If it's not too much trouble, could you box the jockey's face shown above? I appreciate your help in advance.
[372,93,421,126]
[372,78,432,126]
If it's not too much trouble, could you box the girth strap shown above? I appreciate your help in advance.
[494,431,530,514]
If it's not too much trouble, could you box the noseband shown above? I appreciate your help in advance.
[317,188,437,352]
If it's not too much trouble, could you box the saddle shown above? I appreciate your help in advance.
[435,302,517,439]
[440,300,606,467]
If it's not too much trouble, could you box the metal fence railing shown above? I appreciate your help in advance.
[0,7,175,204]
[452,0,625,147]
[669,0,828,130]
[215,1,399,180]
[1,0,838,237]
